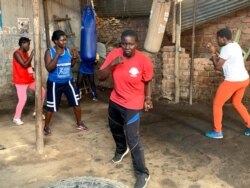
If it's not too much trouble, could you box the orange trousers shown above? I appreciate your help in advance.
[213,79,250,132]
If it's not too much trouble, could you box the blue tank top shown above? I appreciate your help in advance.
[48,47,73,83]
[79,60,94,74]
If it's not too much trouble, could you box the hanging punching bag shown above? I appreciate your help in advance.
[80,5,97,62]
[144,0,171,53]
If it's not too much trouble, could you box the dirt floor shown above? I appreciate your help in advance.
[1,90,250,188]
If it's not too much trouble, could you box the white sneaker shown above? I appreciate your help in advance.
[92,97,98,102]
[33,112,45,120]
[13,118,24,125]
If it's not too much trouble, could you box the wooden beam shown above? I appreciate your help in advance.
[43,0,51,48]
[33,0,44,153]
[53,17,71,22]
[174,25,180,103]
[189,0,197,105]
[79,0,84,14]
[172,0,176,43]
[174,1,181,103]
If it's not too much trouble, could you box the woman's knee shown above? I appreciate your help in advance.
[18,97,27,105]
[232,99,242,108]
[213,99,224,107]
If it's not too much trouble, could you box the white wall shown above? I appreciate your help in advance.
[0,0,82,98]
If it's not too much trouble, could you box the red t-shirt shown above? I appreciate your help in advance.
[12,50,34,84]
[100,48,153,110]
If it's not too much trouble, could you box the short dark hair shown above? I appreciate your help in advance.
[51,30,66,43]
[18,37,30,46]
[121,30,138,42]
[217,28,232,40]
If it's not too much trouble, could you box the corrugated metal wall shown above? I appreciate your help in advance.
[94,0,152,17]
[180,0,250,31]
[94,0,250,31]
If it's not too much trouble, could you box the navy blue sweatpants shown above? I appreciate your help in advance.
[108,100,149,176]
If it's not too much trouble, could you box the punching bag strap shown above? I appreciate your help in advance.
[86,0,94,7]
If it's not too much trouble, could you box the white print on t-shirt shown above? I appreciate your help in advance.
[129,67,139,77]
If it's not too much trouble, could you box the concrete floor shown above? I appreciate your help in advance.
[0,91,250,188]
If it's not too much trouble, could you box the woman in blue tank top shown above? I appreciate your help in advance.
[48,47,73,83]
[43,30,88,136]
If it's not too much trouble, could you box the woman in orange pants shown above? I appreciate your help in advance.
[206,28,250,139]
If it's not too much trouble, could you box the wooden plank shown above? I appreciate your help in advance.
[175,25,180,103]
[174,2,181,103]
[189,0,197,105]
[53,16,71,22]
[43,0,51,47]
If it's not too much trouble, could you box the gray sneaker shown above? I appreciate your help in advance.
[134,174,150,188]
[112,147,129,164]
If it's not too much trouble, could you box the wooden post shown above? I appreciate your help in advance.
[43,0,51,48]
[79,0,84,14]
[174,1,181,103]
[33,0,44,153]
[174,26,180,103]
[172,0,176,44]
[189,0,197,105]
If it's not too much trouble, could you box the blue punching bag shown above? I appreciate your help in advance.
[80,5,97,62]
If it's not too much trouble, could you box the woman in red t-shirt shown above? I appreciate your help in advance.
[12,37,45,125]
[98,30,153,188]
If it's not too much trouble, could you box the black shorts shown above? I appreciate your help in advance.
[46,79,80,112]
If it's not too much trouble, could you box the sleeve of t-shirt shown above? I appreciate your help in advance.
[219,46,230,60]
[142,56,154,82]
[99,49,117,70]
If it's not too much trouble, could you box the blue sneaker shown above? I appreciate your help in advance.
[205,130,223,139]
[244,128,250,136]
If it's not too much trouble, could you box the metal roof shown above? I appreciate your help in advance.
[180,0,250,31]
[94,0,250,31]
